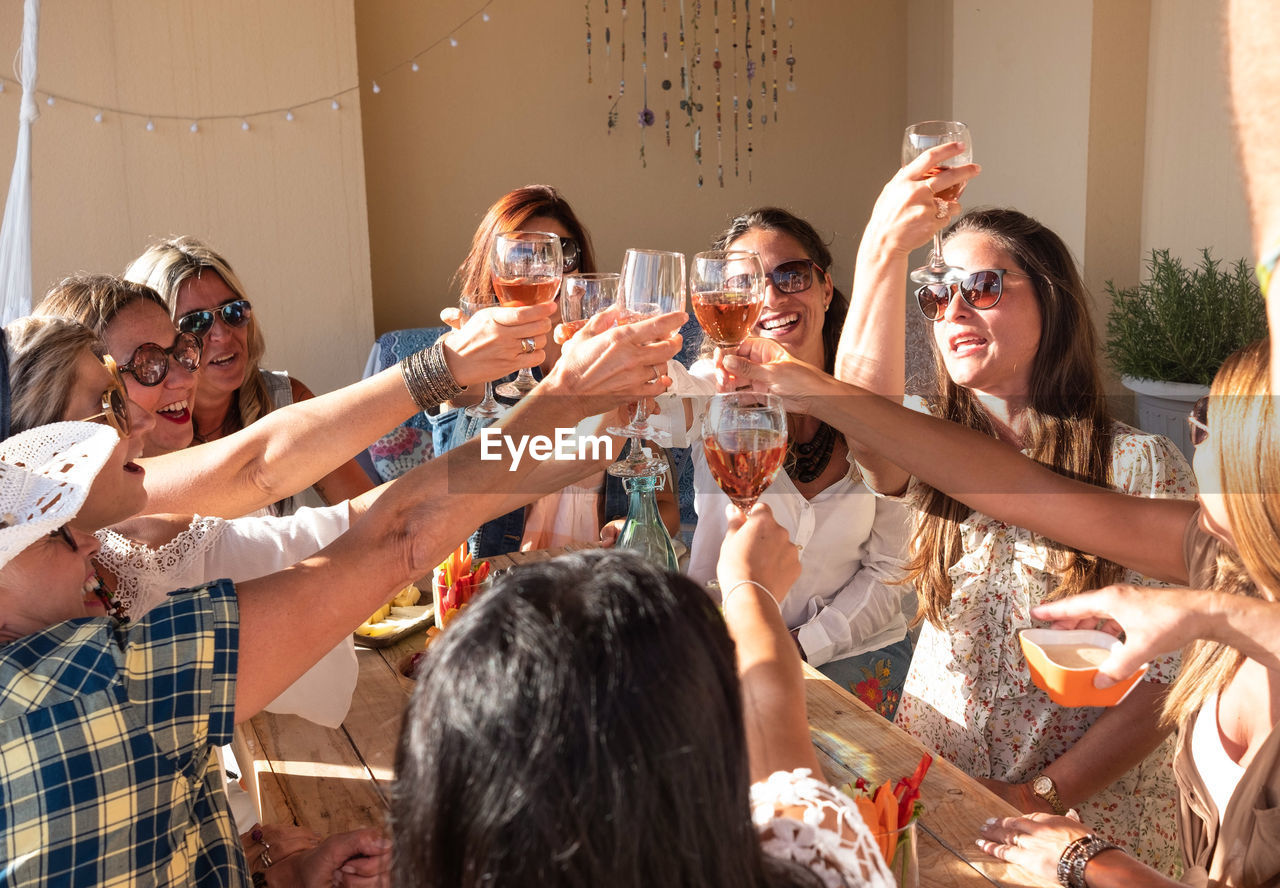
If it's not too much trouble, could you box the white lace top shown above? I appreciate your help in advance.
[751,769,895,888]
[95,503,357,728]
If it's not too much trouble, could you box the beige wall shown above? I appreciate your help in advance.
[355,1,909,334]
[0,0,373,394]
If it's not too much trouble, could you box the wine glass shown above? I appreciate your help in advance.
[561,272,621,335]
[458,294,507,420]
[606,248,686,478]
[691,250,766,348]
[702,391,788,513]
[903,120,973,284]
[491,231,563,400]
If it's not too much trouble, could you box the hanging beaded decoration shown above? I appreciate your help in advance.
[785,0,796,92]
[731,0,740,181]
[770,0,780,120]
[638,0,653,166]
[586,1,594,83]
[712,0,723,187]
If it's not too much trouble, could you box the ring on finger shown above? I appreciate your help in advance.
[933,196,949,219]
[260,848,274,868]
[519,337,536,355]
[649,365,662,384]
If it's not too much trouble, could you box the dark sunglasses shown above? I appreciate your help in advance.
[177,299,253,336]
[118,331,203,387]
[915,269,1031,321]
[1188,396,1209,447]
[560,236,581,273]
[726,258,821,294]
[48,525,78,552]
[78,355,132,437]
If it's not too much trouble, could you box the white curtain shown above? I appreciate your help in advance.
[0,0,40,324]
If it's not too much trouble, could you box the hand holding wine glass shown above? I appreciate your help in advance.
[903,120,973,283]
[691,250,766,348]
[490,231,563,399]
[559,272,621,340]
[702,392,788,513]
[457,295,508,419]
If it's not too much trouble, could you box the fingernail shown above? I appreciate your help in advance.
[974,839,986,848]
[1093,674,1117,688]
[984,818,997,826]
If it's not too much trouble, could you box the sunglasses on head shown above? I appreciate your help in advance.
[915,269,1031,321]
[725,258,821,294]
[119,331,203,387]
[1188,396,1209,447]
[48,525,78,553]
[176,299,253,336]
[560,236,581,273]
[78,355,132,437]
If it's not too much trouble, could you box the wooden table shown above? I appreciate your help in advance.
[234,549,1051,887]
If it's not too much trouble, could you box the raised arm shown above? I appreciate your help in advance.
[721,341,1196,583]
[834,143,979,494]
[140,302,556,517]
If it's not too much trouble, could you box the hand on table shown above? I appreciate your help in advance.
[975,778,1057,814]
[269,827,392,888]
[439,301,556,388]
[977,813,1090,885]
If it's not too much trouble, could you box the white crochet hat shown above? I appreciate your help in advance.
[0,421,120,571]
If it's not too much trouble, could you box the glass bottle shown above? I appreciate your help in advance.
[615,474,679,571]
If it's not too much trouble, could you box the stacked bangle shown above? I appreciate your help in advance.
[400,340,464,411]
[1056,833,1119,888]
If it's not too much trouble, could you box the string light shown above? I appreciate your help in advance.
[189,122,199,133]
[92,111,102,123]
[411,61,420,72]
[330,99,340,110]
[285,110,294,121]
[372,82,381,94]
[449,38,458,47]
[45,96,53,106]
[241,120,250,131]
[145,119,155,131]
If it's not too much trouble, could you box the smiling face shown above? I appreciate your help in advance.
[174,271,249,402]
[62,350,152,530]
[933,231,1043,401]
[728,228,832,368]
[0,525,103,641]
[103,300,197,455]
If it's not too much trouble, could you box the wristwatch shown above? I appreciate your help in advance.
[1032,774,1067,815]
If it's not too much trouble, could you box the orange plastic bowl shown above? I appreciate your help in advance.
[1019,629,1147,708]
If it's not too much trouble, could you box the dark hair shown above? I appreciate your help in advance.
[713,207,848,374]
[908,207,1119,626]
[454,185,598,298]
[392,550,825,888]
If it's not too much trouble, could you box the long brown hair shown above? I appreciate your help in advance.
[906,208,1119,627]
[124,236,272,440]
[453,185,597,298]
[1162,339,1278,726]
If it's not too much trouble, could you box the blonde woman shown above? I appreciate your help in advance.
[125,236,374,510]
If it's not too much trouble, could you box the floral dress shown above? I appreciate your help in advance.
[893,419,1196,875]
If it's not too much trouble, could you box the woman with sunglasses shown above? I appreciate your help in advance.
[726,172,1195,871]
[674,207,913,719]
[424,184,681,556]
[124,235,377,513]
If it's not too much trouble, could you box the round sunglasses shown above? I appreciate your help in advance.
[177,298,253,337]
[118,331,203,387]
[77,355,132,437]
[725,258,821,294]
[560,236,581,273]
[914,268,1032,321]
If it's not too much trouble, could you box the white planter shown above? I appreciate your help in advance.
[1120,375,1210,463]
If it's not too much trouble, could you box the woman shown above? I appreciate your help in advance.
[683,208,912,718]
[730,184,1195,872]
[123,235,374,511]
[428,185,679,555]
[0,301,685,884]
[392,507,894,887]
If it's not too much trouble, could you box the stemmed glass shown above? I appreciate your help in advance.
[690,250,766,348]
[702,392,788,513]
[606,248,686,478]
[561,272,621,335]
[903,120,973,284]
[458,295,507,419]
[490,231,563,400]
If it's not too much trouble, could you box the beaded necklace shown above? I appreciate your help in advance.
[785,420,836,484]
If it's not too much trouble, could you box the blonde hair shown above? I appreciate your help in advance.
[34,272,168,338]
[3,315,103,433]
[905,209,1120,627]
[124,236,271,439]
[1161,338,1279,726]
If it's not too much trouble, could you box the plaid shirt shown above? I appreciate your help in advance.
[0,580,246,886]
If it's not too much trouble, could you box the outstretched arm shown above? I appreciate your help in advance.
[720,340,1196,583]
[140,302,556,517]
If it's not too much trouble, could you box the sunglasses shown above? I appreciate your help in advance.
[118,332,203,387]
[1188,396,1209,447]
[915,269,1032,321]
[560,236,581,273]
[48,525,78,553]
[176,299,253,337]
[77,355,132,437]
[725,258,821,294]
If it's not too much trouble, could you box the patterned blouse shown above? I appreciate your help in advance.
[893,418,1197,876]
[0,581,245,886]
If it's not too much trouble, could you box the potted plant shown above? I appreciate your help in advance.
[1105,248,1265,459]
